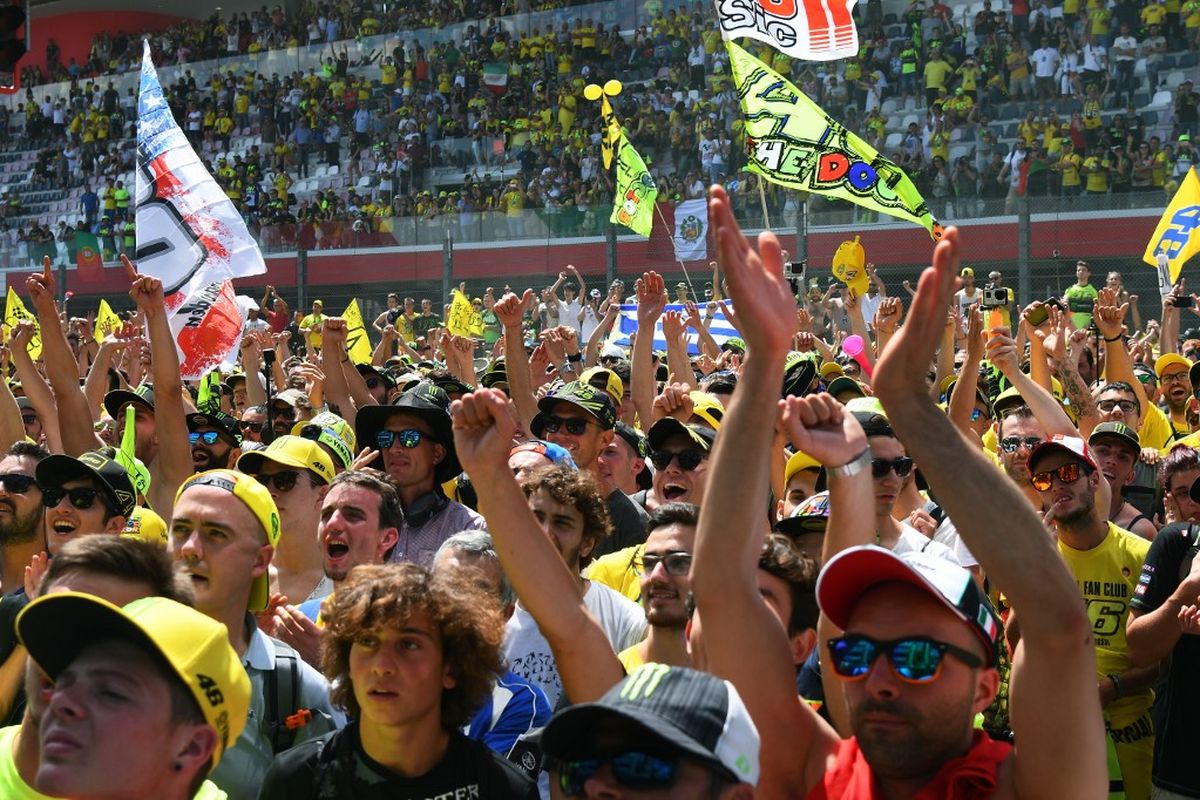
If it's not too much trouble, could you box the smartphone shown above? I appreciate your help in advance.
[1025,305,1050,327]
[1177,295,1195,308]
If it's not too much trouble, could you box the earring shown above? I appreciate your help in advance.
[172,762,183,773]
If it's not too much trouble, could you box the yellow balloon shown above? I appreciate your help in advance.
[584,83,603,101]
[603,79,623,96]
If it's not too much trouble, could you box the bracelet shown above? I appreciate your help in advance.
[829,448,871,478]
[566,352,582,363]
[1103,334,1123,342]
[1108,673,1122,699]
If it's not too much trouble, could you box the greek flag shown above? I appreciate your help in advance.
[611,304,738,355]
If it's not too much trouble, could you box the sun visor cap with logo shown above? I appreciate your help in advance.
[537,381,618,430]
[235,435,335,485]
[36,448,137,518]
[647,417,717,453]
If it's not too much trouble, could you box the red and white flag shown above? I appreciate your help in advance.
[135,41,264,378]
[716,0,859,62]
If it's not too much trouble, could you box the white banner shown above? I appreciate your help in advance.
[673,199,709,262]
[715,0,859,62]
[136,41,264,379]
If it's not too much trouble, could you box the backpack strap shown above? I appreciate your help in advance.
[265,638,305,754]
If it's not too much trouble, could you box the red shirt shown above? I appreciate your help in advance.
[806,730,1012,800]
[267,309,289,333]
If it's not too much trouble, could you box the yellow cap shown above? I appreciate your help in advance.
[579,366,624,407]
[785,450,821,485]
[832,236,868,296]
[1155,352,1192,379]
[17,593,250,767]
[236,435,336,485]
[689,391,725,430]
[176,470,281,612]
[122,506,167,546]
[819,362,844,379]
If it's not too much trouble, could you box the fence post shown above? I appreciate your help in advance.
[1018,196,1031,309]
[606,222,617,288]
[57,261,66,305]
[296,244,307,311]
[795,195,808,265]
[442,229,453,304]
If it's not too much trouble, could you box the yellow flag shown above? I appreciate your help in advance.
[4,287,41,359]
[94,299,122,344]
[446,290,484,337]
[1144,168,1200,283]
[341,299,373,364]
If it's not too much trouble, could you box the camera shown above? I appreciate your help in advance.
[980,286,1008,309]
[783,260,806,298]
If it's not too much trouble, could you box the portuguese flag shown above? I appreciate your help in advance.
[75,230,102,270]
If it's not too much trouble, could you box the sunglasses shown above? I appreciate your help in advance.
[1031,461,1085,492]
[558,752,678,796]
[189,431,222,446]
[0,473,37,493]
[1097,399,1137,414]
[640,551,692,576]
[648,449,705,471]
[542,415,592,436]
[871,456,914,479]
[969,408,988,422]
[365,377,384,389]
[42,486,109,511]
[271,405,297,420]
[239,420,260,431]
[254,471,305,492]
[20,415,37,425]
[998,436,1042,453]
[827,634,983,684]
[376,428,426,450]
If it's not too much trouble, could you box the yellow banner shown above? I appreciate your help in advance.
[342,299,373,364]
[446,290,484,338]
[4,287,41,359]
[1143,168,1200,283]
[95,299,122,344]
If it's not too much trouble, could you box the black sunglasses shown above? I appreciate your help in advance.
[640,551,692,576]
[871,457,914,479]
[239,420,260,431]
[271,405,297,420]
[542,415,591,436]
[558,752,678,796]
[648,449,705,471]
[254,471,305,492]
[43,486,109,511]
[998,436,1042,453]
[0,473,37,493]
[376,429,426,449]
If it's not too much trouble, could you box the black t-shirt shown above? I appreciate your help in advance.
[1129,522,1200,796]
[593,490,648,558]
[259,723,537,800]
[412,314,442,339]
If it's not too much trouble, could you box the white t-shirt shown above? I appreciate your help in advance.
[579,305,601,344]
[558,299,583,335]
[1112,35,1137,62]
[893,522,962,565]
[1031,47,1060,78]
[931,517,979,569]
[504,581,646,708]
[860,292,883,328]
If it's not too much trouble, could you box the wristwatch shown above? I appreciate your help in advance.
[829,448,871,478]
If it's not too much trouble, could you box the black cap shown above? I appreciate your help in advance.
[355,382,460,483]
[355,363,395,390]
[186,411,242,447]
[782,353,819,398]
[1088,421,1140,457]
[613,421,648,459]
[647,418,717,453]
[37,449,137,518]
[103,384,155,421]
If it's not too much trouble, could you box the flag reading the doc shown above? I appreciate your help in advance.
[716,0,858,61]
[135,40,264,379]
[727,41,939,237]
[610,134,657,238]
[1143,168,1200,283]
[673,198,708,261]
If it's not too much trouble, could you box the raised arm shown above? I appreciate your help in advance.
[452,389,624,702]
[948,305,985,442]
[661,309,692,386]
[873,227,1105,800]
[683,301,720,359]
[319,319,359,417]
[988,326,1079,437]
[583,300,619,367]
[0,349,24,452]
[631,272,667,428]
[8,322,64,453]
[495,290,538,434]
[128,256,192,515]
[690,186,839,798]
[25,258,89,455]
[1094,289,1150,412]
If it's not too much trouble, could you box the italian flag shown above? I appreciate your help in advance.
[483,63,508,94]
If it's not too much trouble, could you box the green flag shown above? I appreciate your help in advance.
[609,134,657,238]
[726,40,940,237]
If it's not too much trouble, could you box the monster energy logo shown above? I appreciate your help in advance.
[620,663,671,701]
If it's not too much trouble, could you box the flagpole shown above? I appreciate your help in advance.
[655,201,698,301]
[757,180,771,231]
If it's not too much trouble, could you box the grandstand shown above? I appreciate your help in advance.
[0,0,1191,318]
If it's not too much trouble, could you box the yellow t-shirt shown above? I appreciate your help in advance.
[1084,155,1110,192]
[0,725,55,799]
[1056,523,1151,725]
[617,643,646,673]
[1141,403,1175,450]
[300,312,325,350]
[586,544,643,603]
[1060,152,1083,186]
[924,59,953,90]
